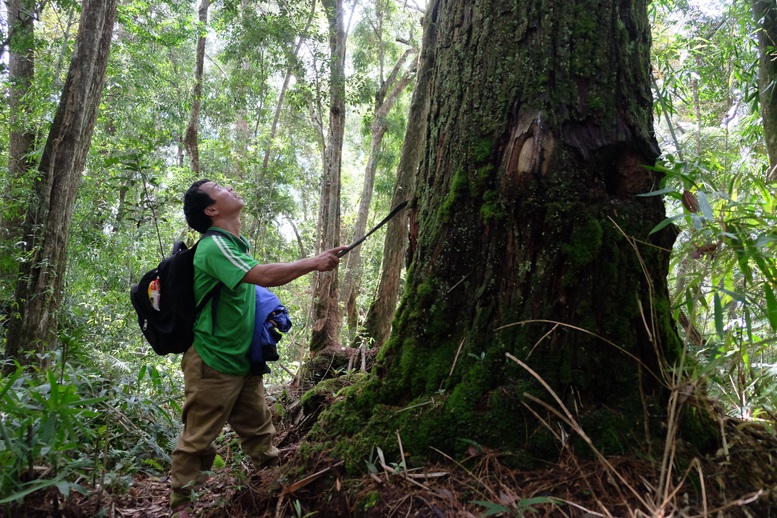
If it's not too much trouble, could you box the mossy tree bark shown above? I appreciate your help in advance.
[316,0,686,464]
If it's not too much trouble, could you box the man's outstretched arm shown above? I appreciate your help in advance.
[241,246,348,287]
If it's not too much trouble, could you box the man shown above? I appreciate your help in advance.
[170,179,347,517]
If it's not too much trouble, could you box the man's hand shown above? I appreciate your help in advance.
[313,246,350,271]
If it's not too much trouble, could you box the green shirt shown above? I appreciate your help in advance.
[192,227,258,376]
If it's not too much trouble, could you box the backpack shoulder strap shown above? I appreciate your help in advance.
[195,284,222,314]
[193,229,224,325]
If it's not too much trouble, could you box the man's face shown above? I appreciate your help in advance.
[201,181,245,218]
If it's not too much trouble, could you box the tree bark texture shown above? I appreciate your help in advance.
[184,0,211,174]
[309,0,346,353]
[3,0,37,240]
[4,0,118,365]
[322,0,684,461]
[753,0,777,179]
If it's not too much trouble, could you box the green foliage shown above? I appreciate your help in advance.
[291,498,319,518]
[648,0,777,422]
[349,0,417,107]
[0,361,182,506]
[663,158,777,418]
[117,1,196,47]
[4,0,777,510]
[0,366,97,503]
[473,496,562,517]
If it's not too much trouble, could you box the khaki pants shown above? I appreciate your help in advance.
[169,347,279,508]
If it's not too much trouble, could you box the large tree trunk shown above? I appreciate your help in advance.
[317,0,686,461]
[4,0,118,367]
[357,17,437,350]
[309,0,346,353]
[753,0,777,179]
[184,0,211,174]
[340,49,415,331]
[2,0,37,242]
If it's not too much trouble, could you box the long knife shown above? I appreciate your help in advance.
[337,201,408,257]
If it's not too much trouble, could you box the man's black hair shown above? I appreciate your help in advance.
[183,179,214,233]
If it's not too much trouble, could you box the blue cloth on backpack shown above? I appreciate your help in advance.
[250,286,292,369]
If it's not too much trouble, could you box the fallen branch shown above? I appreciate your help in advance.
[280,461,344,496]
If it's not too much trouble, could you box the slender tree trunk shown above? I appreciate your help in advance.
[358,16,437,350]
[692,56,702,157]
[177,137,186,168]
[4,0,118,368]
[3,0,37,242]
[753,0,777,179]
[309,0,346,353]
[52,6,75,88]
[321,0,690,462]
[340,122,386,329]
[340,50,415,330]
[283,214,306,258]
[260,0,318,179]
[184,0,211,174]
[249,0,318,252]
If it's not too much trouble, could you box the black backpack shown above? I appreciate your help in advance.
[130,232,221,355]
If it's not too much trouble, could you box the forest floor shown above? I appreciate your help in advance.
[14,373,777,518]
